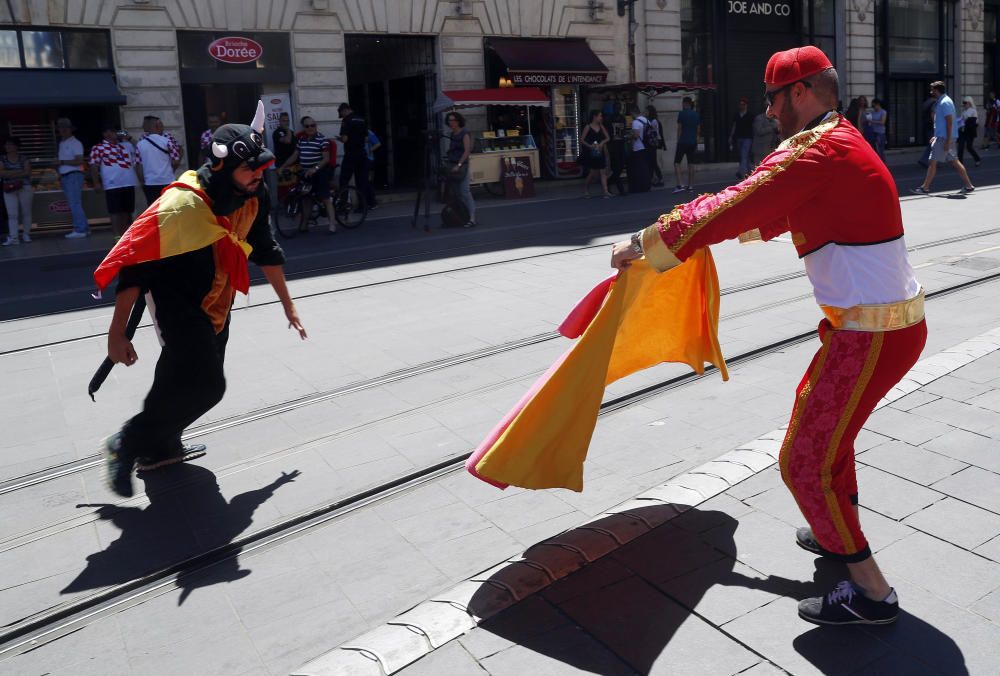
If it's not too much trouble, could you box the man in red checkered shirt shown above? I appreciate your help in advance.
[89,124,140,236]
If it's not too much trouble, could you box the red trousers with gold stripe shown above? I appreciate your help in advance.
[779,318,927,562]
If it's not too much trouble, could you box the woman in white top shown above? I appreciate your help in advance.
[958,96,981,167]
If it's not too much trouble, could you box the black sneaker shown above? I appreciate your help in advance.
[910,186,930,195]
[103,433,135,497]
[799,580,899,626]
[795,526,837,558]
[136,443,208,471]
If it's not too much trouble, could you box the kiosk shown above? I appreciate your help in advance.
[432,88,548,194]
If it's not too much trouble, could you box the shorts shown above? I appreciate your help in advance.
[929,137,958,163]
[105,186,136,215]
[674,143,697,165]
[303,165,333,199]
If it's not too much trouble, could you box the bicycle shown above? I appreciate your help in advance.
[274,168,368,238]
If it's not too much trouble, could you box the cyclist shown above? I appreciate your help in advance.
[337,102,371,210]
[278,116,337,234]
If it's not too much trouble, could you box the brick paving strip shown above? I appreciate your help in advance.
[293,327,1000,675]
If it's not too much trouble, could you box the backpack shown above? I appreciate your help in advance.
[641,118,660,150]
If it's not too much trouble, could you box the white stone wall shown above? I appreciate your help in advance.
[960,0,986,103]
[844,1,877,102]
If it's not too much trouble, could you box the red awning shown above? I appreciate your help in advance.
[589,82,718,98]
[433,87,552,112]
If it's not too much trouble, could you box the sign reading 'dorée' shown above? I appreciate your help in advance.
[728,1,792,16]
[208,37,263,64]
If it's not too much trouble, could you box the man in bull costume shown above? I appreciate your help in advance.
[93,101,307,498]
[612,47,925,626]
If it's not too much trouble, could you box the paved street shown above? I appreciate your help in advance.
[1,155,1000,675]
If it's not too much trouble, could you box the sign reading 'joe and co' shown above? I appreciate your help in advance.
[208,37,263,64]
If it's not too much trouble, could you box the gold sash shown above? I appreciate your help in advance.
[820,289,925,332]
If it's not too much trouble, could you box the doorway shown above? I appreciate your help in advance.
[181,83,260,168]
[345,34,436,188]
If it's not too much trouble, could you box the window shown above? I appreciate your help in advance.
[0,31,19,68]
[885,0,945,73]
[22,30,63,68]
[63,31,110,69]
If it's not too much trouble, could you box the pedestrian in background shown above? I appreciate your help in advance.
[89,124,140,237]
[646,105,665,187]
[364,129,381,210]
[912,81,975,195]
[981,90,998,150]
[604,100,628,196]
[1,137,33,246]
[628,104,653,192]
[580,110,611,199]
[57,118,90,239]
[751,108,779,166]
[136,115,181,205]
[730,97,754,179]
[445,111,476,228]
[197,113,222,166]
[958,96,981,167]
[856,95,872,144]
[867,99,888,162]
[673,96,700,193]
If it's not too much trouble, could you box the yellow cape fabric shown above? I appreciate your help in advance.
[472,249,728,491]
[156,171,252,261]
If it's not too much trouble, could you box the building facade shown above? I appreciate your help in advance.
[0,0,994,220]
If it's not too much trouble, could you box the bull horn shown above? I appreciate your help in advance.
[211,141,229,158]
[250,100,265,134]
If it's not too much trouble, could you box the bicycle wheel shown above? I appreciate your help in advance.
[334,186,367,229]
[274,197,302,238]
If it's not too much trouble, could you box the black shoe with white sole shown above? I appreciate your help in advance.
[103,433,135,498]
[799,581,899,626]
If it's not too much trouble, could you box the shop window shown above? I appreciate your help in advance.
[22,30,63,69]
[886,0,942,73]
[0,31,19,68]
[811,0,836,35]
[63,31,110,69]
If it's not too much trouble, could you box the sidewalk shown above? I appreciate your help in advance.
[0,147,927,263]
[299,327,1000,675]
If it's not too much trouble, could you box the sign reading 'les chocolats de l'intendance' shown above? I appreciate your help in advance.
[208,37,263,64]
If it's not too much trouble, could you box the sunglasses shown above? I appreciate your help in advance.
[764,79,812,107]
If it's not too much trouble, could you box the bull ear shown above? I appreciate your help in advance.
[251,100,265,134]
[211,142,229,158]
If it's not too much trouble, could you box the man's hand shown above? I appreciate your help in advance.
[108,332,138,365]
[611,239,642,270]
[285,303,307,339]
[304,167,316,178]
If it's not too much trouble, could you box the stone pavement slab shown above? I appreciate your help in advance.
[324,325,1000,676]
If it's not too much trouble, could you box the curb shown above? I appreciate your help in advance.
[293,326,1000,676]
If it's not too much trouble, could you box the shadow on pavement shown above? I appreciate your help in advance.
[62,463,300,604]
[468,505,967,675]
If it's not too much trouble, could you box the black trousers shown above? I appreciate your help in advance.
[607,142,627,195]
[339,155,372,206]
[142,184,169,205]
[120,311,229,461]
[627,149,652,193]
[958,127,981,164]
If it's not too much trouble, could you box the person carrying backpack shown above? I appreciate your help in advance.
[628,104,653,192]
[645,105,665,186]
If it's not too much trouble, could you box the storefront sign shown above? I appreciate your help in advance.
[261,93,293,151]
[208,37,263,64]
[509,72,607,86]
[502,156,534,198]
[48,200,70,214]
[727,1,792,16]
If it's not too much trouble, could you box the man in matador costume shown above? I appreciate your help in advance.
[612,47,925,626]
[94,101,307,498]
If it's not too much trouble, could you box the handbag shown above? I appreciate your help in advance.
[3,179,24,193]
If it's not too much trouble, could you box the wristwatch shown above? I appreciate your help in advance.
[630,231,644,256]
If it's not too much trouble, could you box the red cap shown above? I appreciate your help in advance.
[764,46,833,87]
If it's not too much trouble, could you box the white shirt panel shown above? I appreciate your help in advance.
[58,137,84,175]
[803,237,921,308]
[137,134,176,186]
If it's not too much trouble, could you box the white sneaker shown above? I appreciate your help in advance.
[20,233,30,243]
[1,236,18,246]
[65,231,89,239]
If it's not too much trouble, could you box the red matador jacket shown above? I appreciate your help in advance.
[640,113,923,329]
